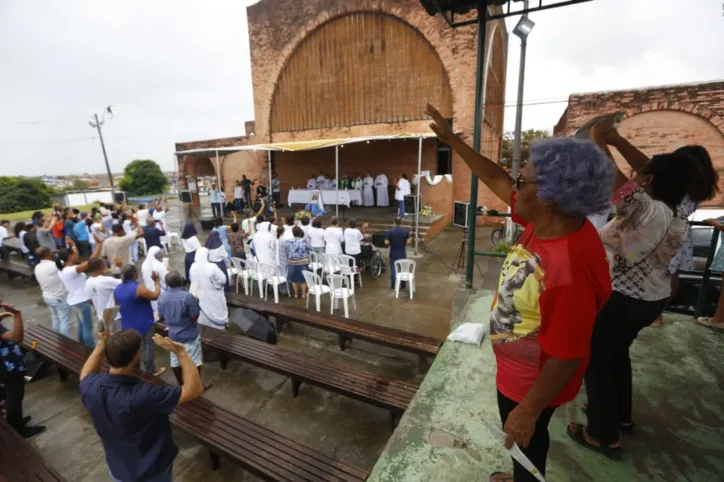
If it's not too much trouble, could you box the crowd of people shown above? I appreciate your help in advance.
[427,103,719,482]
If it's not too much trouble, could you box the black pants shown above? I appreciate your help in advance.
[76,240,91,257]
[0,245,8,260]
[211,202,221,218]
[4,371,25,431]
[497,391,556,481]
[585,291,667,446]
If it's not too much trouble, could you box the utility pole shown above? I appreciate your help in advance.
[89,106,115,196]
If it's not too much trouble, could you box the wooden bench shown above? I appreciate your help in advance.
[226,293,442,370]
[0,416,66,481]
[0,259,35,282]
[156,323,418,430]
[20,324,370,481]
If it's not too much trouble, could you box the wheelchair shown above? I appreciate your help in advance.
[357,244,386,280]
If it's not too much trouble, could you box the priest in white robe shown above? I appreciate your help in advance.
[375,170,389,207]
[306,175,317,189]
[352,173,363,206]
[316,171,326,187]
[362,171,375,207]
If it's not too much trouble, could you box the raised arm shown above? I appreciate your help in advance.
[137,271,162,300]
[589,122,629,191]
[80,330,108,380]
[0,304,24,343]
[426,104,513,205]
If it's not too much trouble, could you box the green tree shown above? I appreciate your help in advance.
[71,179,90,191]
[500,129,551,169]
[119,159,168,196]
[0,176,52,213]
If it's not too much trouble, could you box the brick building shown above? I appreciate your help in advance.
[176,0,509,225]
[554,80,724,206]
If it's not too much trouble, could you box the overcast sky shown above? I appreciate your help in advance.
[0,0,722,176]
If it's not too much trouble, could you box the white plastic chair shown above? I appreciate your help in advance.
[229,257,250,295]
[302,270,330,312]
[137,238,147,256]
[319,253,341,283]
[394,260,416,299]
[326,274,356,318]
[308,251,323,273]
[258,262,289,304]
[245,259,264,299]
[338,254,362,292]
[168,232,181,249]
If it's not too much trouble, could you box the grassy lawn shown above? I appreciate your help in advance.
[0,204,98,221]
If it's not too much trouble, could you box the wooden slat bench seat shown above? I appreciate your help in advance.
[0,259,35,282]
[156,323,418,430]
[226,293,442,369]
[0,416,66,481]
[20,324,369,481]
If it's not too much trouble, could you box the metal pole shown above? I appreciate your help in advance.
[465,4,487,288]
[335,145,339,218]
[511,21,529,179]
[414,137,422,256]
[93,113,115,196]
[215,150,221,193]
[268,150,272,191]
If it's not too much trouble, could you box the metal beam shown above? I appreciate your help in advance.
[450,0,593,27]
[465,4,487,288]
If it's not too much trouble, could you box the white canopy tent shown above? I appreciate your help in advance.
[175,132,444,255]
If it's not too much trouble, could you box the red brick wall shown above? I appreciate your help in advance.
[555,81,724,206]
[247,0,509,222]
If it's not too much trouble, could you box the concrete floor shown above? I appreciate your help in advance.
[1,200,502,481]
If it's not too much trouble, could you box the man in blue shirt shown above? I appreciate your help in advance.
[157,271,205,387]
[385,216,411,290]
[143,217,166,251]
[79,328,203,482]
[73,212,91,257]
[1,302,46,437]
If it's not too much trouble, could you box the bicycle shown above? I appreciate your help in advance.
[490,222,523,247]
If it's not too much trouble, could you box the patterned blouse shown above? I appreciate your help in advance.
[599,181,687,301]
[228,230,247,255]
[284,238,310,265]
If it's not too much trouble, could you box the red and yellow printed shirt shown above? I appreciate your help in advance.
[492,194,612,406]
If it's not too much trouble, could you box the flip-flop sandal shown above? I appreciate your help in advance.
[581,405,635,434]
[567,423,623,461]
[489,472,514,482]
[697,317,724,329]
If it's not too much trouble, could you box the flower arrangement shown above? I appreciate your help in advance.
[295,209,311,220]
[420,205,434,217]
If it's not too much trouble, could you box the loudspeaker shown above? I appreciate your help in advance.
[372,231,387,248]
[179,190,193,203]
[404,195,418,215]
[454,201,469,228]
[114,191,127,203]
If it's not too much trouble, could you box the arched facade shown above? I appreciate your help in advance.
[270,12,454,133]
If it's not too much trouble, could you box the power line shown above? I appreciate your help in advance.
[0,116,87,125]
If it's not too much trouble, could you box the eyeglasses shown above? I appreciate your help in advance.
[516,173,537,190]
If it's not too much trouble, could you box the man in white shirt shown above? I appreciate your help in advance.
[306,174,317,190]
[375,170,390,207]
[0,219,11,260]
[85,257,122,331]
[322,177,333,190]
[209,183,220,218]
[217,189,227,217]
[136,204,150,225]
[395,173,412,217]
[299,216,311,242]
[323,217,345,255]
[59,239,98,348]
[344,219,365,265]
[233,181,244,213]
[34,247,71,337]
[316,171,326,187]
[101,222,144,276]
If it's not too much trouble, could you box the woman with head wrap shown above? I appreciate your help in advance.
[189,247,228,329]
[141,245,167,317]
[205,229,230,291]
[180,222,201,281]
[212,215,235,261]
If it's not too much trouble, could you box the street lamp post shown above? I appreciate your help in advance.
[88,106,115,196]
